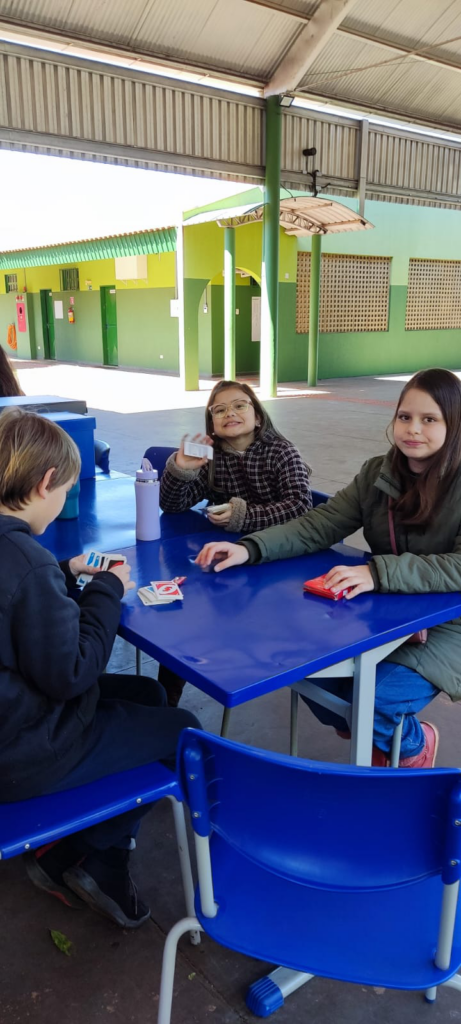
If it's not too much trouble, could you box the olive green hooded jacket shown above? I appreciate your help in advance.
[241,452,461,701]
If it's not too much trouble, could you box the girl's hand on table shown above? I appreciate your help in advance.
[195,541,249,571]
[175,434,213,471]
[323,564,374,600]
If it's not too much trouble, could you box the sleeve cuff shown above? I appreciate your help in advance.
[86,571,124,599]
[164,453,201,481]
[225,496,247,532]
[237,539,261,564]
[368,560,379,589]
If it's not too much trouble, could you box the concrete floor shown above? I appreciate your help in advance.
[2,363,461,1023]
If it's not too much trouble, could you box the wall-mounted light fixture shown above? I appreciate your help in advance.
[279,94,294,107]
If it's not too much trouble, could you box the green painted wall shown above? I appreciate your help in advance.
[197,280,261,377]
[116,288,179,371]
[53,291,103,364]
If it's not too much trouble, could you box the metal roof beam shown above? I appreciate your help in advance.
[264,0,361,97]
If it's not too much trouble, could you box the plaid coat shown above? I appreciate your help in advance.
[159,430,312,532]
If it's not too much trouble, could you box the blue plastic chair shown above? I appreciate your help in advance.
[0,762,200,943]
[157,729,461,1022]
[143,446,177,478]
[94,438,111,474]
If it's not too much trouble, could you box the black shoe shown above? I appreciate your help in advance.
[24,841,86,909]
[63,851,151,929]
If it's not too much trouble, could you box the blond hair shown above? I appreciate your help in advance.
[0,407,81,511]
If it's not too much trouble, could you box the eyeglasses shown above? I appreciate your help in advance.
[209,399,253,419]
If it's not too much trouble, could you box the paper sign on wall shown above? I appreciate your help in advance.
[54,300,63,319]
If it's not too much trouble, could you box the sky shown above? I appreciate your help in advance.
[0,150,250,251]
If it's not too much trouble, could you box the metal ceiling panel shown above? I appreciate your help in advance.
[299,32,461,130]
[343,0,461,54]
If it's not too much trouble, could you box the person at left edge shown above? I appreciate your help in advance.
[0,408,200,930]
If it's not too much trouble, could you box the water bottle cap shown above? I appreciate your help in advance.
[136,468,158,482]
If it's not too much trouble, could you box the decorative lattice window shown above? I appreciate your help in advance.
[296,253,391,334]
[405,259,461,330]
[4,273,17,293]
[60,267,80,291]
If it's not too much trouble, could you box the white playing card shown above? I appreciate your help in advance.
[183,440,213,461]
[77,551,126,587]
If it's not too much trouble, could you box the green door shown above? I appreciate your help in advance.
[101,286,118,366]
[40,290,56,359]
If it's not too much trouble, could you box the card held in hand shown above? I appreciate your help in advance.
[303,573,350,601]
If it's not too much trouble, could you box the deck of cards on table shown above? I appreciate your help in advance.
[138,577,186,606]
[77,551,127,586]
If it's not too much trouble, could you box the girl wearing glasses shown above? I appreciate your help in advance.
[160,380,312,533]
[195,368,461,769]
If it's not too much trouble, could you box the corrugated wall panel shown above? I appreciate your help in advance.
[368,129,461,202]
[0,44,266,177]
[1,42,461,207]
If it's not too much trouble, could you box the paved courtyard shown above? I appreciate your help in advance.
[1,360,460,1024]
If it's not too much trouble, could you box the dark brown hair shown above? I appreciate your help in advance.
[390,367,461,525]
[205,380,285,491]
[0,407,81,511]
[0,345,24,398]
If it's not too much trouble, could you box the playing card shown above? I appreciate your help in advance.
[303,574,350,601]
[76,549,103,586]
[183,440,214,461]
[151,581,183,601]
[77,551,126,587]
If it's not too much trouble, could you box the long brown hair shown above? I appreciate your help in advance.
[390,368,461,525]
[205,380,286,492]
[0,345,24,398]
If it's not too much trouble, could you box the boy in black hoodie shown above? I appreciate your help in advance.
[0,408,199,928]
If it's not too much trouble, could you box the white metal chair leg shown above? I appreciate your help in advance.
[290,690,299,756]
[442,973,461,992]
[157,916,203,1024]
[167,796,201,944]
[390,717,404,767]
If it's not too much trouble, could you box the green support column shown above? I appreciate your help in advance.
[224,226,236,379]
[307,233,322,387]
[260,95,282,398]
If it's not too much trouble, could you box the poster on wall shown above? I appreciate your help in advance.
[54,300,64,319]
[16,297,27,333]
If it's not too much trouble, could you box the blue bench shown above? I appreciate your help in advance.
[0,761,200,943]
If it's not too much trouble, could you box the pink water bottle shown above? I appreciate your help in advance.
[135,460,160,541]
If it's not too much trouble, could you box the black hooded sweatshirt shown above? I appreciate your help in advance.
[0,514,123,801]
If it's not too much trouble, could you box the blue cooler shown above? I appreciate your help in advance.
[41,412,96,479]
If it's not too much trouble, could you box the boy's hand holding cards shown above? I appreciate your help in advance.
[138,577,185,606]
[77,551,127,587]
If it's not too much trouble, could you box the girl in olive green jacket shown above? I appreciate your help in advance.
[196,367,461,768]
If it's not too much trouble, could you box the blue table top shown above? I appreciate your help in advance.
[40,474,215,559]
[39,474,461,710]
[117,533,461,708]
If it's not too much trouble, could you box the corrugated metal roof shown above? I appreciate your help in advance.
[299,30,461,129]
[1,0,461,132]
[0,226,177,268]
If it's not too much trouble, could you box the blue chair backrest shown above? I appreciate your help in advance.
[312,488,331,507]
[143,446,177,479]
[179,729,461,891]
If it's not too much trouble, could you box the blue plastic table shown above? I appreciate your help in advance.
[40,473,214,559]
[39,474,461,767]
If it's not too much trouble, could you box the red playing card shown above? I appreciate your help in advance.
[152,581,183,600]
[303,573,350,601]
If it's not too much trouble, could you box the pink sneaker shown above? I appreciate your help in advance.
[399,722,439,769]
